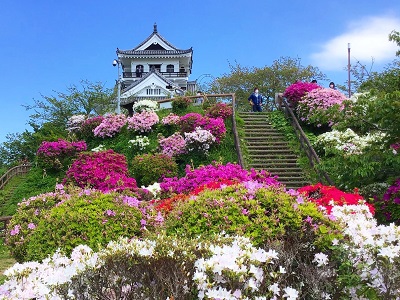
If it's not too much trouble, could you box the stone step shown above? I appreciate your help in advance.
[248,156,299,162]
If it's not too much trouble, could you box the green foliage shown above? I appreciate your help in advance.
[13,189,143,262]
[171,96,192,114]
[131,153,178,186]
[389,30,400,57]
[164,184,340,249]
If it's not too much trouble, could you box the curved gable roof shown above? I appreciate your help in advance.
[117,23,193,56]
[121,68,176,94]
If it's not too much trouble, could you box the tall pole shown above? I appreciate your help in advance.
[347,43,351,98]
[113,58,121,114]
[117,61,121,114]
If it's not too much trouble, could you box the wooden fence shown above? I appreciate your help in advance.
[0,164,31,190]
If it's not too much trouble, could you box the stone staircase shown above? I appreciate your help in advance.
[239,112,309,189]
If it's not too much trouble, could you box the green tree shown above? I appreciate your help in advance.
[389,30,400,57]
[210,57,327,111]
[23,80,114,128]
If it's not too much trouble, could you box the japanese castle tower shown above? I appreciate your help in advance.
[116,23,195,113]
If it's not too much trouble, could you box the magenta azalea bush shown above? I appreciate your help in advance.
[373,178,400,225]
[297,88,348,127]
[158,132,187,157]
[36,139,87,170]
[127,111,159,133]
[93,114,127,138]
[283,81,320,106]
[160,162,280,196]
[64,150,137,192]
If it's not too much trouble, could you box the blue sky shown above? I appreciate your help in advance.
[1,0,399,143]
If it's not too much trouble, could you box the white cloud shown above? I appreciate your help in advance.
[311,15,400,71]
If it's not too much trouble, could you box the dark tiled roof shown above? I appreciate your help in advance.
[117,49,193,55]
[117,23,192,55]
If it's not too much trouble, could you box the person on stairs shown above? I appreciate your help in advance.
[248,87,263,112]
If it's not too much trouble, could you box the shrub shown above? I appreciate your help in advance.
[179,113,226,143]
[178,113,203,134]
[131,153,178,186]
[93,114,127,138]
[64,150,137,192]
[127,111,159,133]
[22,189,145,262]
[131,99,158,113]
[5,184,70,262]
[66,114,86,133]
[298,183,375,215]
[160,162,280,196]
[283,81,320,106]
[373,178,400,225]
[184,127,216,155]
[297,88,347,127]
[36,139,87,170]
[158,132,187,157]
[171,96,192,113]
[163,183,339,248]
[77,115,104,140]
[128,135,150,154]
[205,102,233,120]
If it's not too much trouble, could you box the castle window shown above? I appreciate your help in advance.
[166,64,174,73]
[146,88,161,95]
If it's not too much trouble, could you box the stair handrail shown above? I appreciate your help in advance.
[276,94,334,186]
[0,163,32,190]
[158,93,245,168]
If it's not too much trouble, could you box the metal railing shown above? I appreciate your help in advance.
[0,164,31,190]
[158,94,245,168]
[123,71,188,78]
[276,95,334,186]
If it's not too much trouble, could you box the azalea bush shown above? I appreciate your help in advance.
[282,81,319,106]
[159,162,280,197]
[36,139,87,170]
[66,114,86,134]
[298,183,375,215]
[373,178,400,225]
[6,185,156,263]
[22,189,147,262]
[158,132,187,157]
[93,114,127,138]
[131,153,178,186]
[163,183,340,248]
[64,149,137,192]
[179,113,226,143]
[184,127,216,155]
[171,96,192,113]
[131,99,158,113]
[297,88,347,127]
[127,135,150,154]
[5,184,70,262]
[127,111,159,133]
[205,102,233,120]
[76,115,104,140]
[329,203,400,299]
[314,128,387,156]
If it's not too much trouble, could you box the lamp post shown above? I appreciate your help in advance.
[112,58,121,114]
[347,43,351,98]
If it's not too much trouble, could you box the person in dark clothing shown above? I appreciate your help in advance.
[248,87,263,112]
